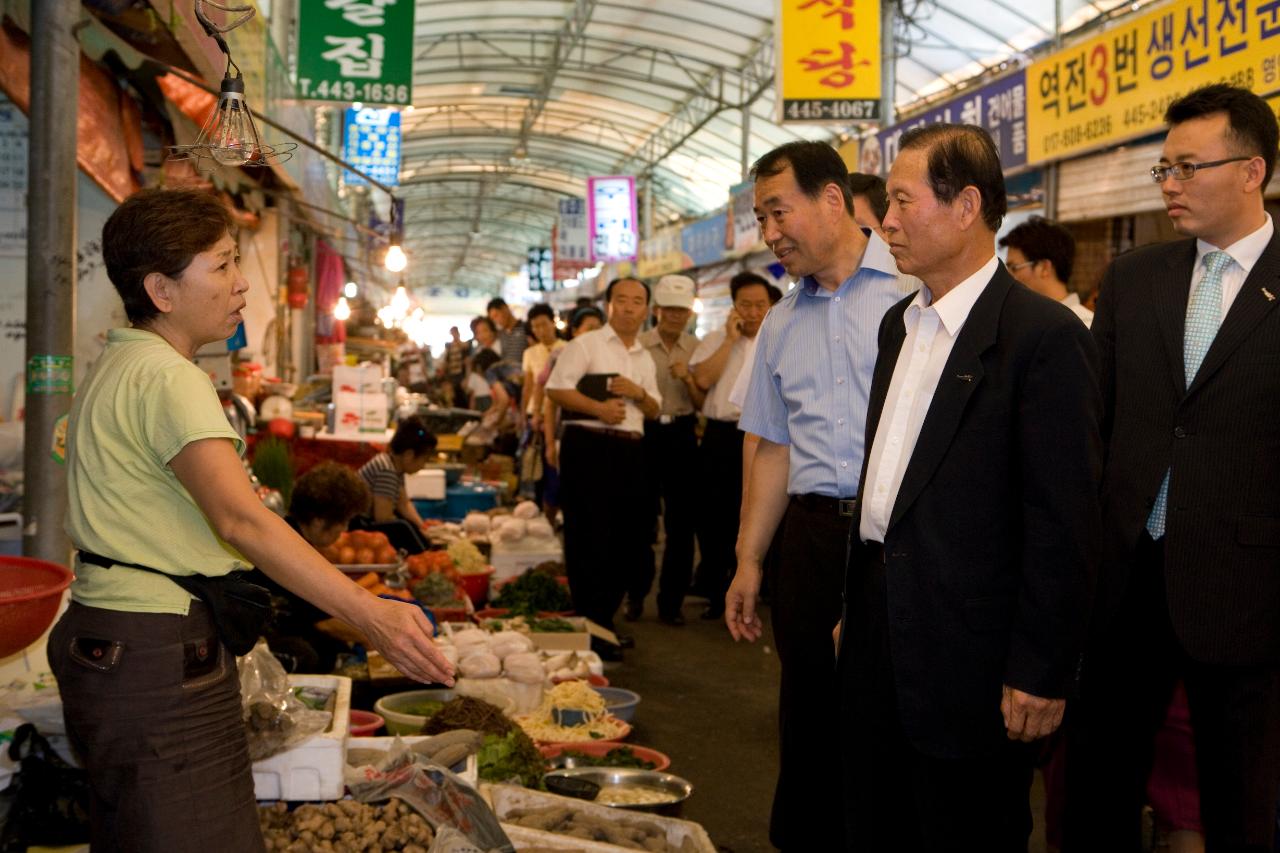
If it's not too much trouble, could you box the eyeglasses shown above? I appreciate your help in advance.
[1149,157,1252,183]
[1006,260,1037,272]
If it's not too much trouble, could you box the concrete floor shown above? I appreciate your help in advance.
[603,592,1050,853]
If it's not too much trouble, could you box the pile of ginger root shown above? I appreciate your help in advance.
[259,798,433,852]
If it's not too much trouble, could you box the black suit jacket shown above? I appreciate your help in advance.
[1094,233,1280,666]
[844,265,1102,759]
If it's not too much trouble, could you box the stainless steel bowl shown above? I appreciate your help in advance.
[543,767,693,813]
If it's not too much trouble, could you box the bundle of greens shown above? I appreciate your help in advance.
[557,746,656,770]
[492,570,572,617]
[476,729,547,788]
[411,572,467,609]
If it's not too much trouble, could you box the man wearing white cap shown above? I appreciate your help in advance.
[630,274,704,625]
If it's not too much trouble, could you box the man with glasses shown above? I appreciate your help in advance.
[1064,84,1280,852]
[999,216,1093,326]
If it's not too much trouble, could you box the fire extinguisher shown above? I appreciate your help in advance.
[286,263,308,309]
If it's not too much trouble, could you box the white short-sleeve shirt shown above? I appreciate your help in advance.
[546,324,662,435]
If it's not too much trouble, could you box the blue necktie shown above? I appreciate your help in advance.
[1147,250,1231,539]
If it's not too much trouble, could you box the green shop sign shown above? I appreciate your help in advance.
[296,0,416,106]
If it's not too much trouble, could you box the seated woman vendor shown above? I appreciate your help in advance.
[355,415,437,553]
[250,462,371,673]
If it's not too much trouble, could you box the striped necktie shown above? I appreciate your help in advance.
[1146,250,1232,540]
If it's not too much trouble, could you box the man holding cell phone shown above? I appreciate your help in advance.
[547,278,662,654]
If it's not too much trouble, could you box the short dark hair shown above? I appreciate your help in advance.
[470,315,495,335]
[751,141,854,216]
[998,216,1076,284]
[848,172,889,222]
[472,349,502,374]
[290,461,369,526]
[898,124,1008,232]
[570,306,604,332]
[1166,84,1279,188]
[102,188,235,324]
[730,271,771,302]
[486,297,508,312]
[605,277,650,304]
[527,303,555,323]
[389,414,438,456]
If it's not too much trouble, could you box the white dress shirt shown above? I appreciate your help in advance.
[546,324,662,435]
[1060,292,1094,328]
[1194,213,1274,315]
[689,328,754,421]
[859,255,999,544]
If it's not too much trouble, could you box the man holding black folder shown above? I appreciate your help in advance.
[547,278,662,650]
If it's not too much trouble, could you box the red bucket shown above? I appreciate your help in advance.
[0,557,73,658]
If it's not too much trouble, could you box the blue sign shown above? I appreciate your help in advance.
[343,107,401,186]
[859,71,1028,177]
[681,211,727,268]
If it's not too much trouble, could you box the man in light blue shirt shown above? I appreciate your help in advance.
[724,141,916,849]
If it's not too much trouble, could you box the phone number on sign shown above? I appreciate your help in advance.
[1039,115,1114,155]
[784,99,880,121]
[297,79,410,104]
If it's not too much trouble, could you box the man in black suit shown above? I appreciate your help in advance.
[838,123,1102,851]
[1064,84,1280,853]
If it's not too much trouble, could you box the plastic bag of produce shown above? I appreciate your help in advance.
[511,501,540,520]
[458,651,502,679]
[524,517,555,540]
[345,740,514,853]
[461,513,491,536]
[238,641,332,760]
[501,652,544,685]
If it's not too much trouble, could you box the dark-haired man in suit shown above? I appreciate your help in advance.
[1064,83,1280,853]
[839,123,1101,850]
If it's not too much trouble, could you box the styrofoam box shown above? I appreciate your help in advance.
[346,734,479,788]
[490,540,563,583]
[406,468,447,500]
[482,784,715,853]
[252,674,351,801]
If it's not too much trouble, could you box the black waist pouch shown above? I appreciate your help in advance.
[78,550,271,656]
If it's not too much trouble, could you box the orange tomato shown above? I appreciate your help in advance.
[375,546,396,564]
[337,546,357,564]
[355,548,375,565]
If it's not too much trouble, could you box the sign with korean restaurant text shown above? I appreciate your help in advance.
[777,0,881,123]
[342,107,401,186]
[859,72,1028,177]
[587,176,638,263]
[296,0,415,106]
[1027,0,1280,164]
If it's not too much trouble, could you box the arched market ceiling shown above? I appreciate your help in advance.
[401,0,1149,292]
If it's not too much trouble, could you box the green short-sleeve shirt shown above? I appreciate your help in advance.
[66,328,248,614]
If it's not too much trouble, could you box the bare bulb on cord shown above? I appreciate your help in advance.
[333,297,351,321]
[384,244,407,272]
[209,74,254,167]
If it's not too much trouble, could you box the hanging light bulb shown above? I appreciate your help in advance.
[344,281,358,298]
[207,73,254,166]
[333,296,351,321]
[692,297,705,314]
[384,242,407,272]
[391,284,411,317]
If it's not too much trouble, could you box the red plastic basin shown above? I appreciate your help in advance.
[0,557,73,658]
[348,709,385,737]
[457,566,495,608]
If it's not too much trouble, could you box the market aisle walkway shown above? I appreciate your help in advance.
[607,593,1051,853]
[603,596,782,853]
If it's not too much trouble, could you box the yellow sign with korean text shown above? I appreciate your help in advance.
[1027,0,1280,164]
[777,0,881,123]
[636,225,685,278]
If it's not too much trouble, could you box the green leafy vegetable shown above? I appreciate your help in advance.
[557,746,656,770]
[412,572,467,608]
[492,570,572,617]
[477,730,546,788]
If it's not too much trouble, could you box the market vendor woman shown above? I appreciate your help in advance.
[354,414,437,553]
[49,188,454,853]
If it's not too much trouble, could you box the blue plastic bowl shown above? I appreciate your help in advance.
[593,687,641,723]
